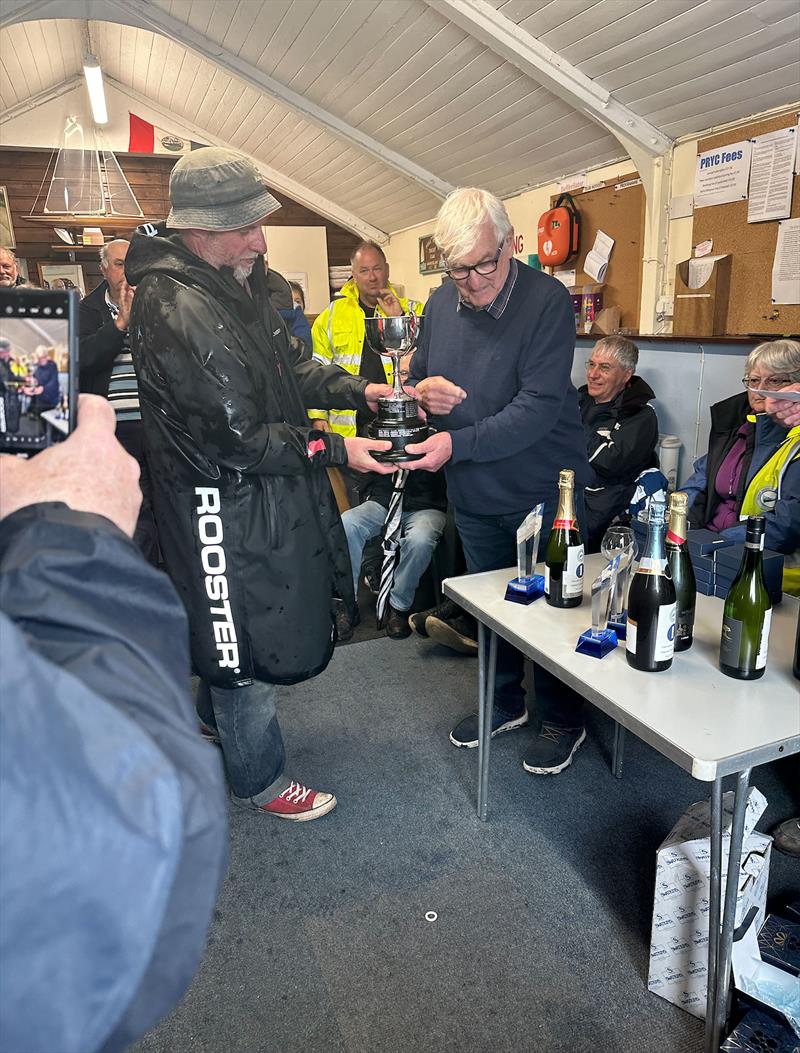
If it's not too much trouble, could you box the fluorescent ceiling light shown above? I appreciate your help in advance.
[83,54,108,125]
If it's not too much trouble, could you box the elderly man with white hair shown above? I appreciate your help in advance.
[405,187,591,777]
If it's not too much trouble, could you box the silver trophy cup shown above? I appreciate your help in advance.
[363,314,431,462]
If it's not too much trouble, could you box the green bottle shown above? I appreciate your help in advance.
[544,469,584,609]
[719,516,772,680]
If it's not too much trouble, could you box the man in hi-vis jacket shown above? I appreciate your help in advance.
[128,148,395,822]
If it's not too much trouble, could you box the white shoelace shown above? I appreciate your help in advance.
[280,782,312,804]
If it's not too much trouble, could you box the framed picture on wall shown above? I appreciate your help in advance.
[0,186,16,249]
[37,263,86,295]
[419,234,445,274]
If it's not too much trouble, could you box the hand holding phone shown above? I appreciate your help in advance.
[0,287,78,454]
[0,394,141,537]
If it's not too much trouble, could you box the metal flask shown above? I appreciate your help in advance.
[364,314,431,462]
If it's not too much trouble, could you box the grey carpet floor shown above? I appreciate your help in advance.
[132,636,799,1053]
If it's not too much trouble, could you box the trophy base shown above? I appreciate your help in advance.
[575,628,618,658]
[504,574,545,604]
[366,409,432,463]
[607,613,627,640]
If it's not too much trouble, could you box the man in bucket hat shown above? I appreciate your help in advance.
[127,148,396,821]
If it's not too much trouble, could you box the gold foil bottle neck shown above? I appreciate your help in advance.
[558,469,575,489]
[669,491,689,513]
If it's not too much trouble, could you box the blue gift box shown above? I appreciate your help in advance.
[758,915,800,977]
[721,1007,800,1052]
[686,529,735,557]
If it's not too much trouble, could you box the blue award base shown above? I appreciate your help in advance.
[607,612,627,640]
[575,627,618,658]
[504,574,545,604]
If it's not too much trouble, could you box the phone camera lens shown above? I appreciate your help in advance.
[43,307,52,315]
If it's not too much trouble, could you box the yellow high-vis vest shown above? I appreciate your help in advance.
[740,425,800,597]
[309,280,423,438]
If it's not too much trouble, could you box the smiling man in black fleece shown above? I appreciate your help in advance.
[405,187,591,777]
[579,336,659,551]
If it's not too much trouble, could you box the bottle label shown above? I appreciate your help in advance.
[676,609,693,642]
[756,609,772,669]
[655,603,677,661]
[563,544,584,597]
[720,616,743,666]
[553,518,575,530]
[627,617,637,654]
[544,565,550,595]
[666,529,686,546]
[638,556,668,574]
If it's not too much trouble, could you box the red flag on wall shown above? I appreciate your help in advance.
[128,113,206,155]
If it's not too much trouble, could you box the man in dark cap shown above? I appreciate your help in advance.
[126,148,396,822]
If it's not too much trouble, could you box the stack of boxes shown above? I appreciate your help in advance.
[685,529,784,604]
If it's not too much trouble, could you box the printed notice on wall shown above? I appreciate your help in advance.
[772,217,800,304]
[748,126,797,223]
[694,140,751,208]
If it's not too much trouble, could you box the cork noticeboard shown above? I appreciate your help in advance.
[692,111,800,337]
[550,178,645,332]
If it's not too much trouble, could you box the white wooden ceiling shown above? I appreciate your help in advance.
[1,0,798,237]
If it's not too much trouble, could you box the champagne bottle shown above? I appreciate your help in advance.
[719,516,772,680]
[544,469,584,608]
[666,491,696,652]
[626,499,676,672]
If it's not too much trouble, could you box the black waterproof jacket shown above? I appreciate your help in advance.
[579,375,659,545]
[686,391,754,530]
[127,228,370,688]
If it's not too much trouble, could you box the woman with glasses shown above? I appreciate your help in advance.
[682,339,800,594]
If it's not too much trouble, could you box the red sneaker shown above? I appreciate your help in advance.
[259,781,337,822]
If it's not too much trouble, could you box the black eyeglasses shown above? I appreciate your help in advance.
[445,247,503,282]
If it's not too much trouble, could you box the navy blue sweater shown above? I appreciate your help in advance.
[410,263,589,515]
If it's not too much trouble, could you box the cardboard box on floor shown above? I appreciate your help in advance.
[648,788,772,1021]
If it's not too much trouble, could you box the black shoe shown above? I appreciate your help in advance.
[426,606,478,655]
[334,601,359,644]
[363,567,380,595]
[522,724,586,775]
[386,604,412,640]
[407,597,458,638]
[449,707,529,748]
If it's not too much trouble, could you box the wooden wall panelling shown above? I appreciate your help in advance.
[0,148,361,293]
[692,112,800,337]
[551,178,645,332]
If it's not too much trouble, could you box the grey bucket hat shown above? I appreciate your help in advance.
[167,147,281,231]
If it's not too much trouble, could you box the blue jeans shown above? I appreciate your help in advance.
[196,680,287,802]
[342,501,446,611]
[455,493,587,728]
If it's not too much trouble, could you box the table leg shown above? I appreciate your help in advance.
[476,625,497,822]
[612,722,626,779]
[705,776,723,1052]
[712,769,751,1051]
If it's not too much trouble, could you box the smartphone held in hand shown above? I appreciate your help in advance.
[0,287,79,454]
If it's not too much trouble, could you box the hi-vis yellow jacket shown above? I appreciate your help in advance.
[309,279,423,437]
[740,424,800,596]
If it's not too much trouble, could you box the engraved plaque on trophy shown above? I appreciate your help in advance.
[364,314,431,462]
[575,554,621,658]
[504,503,545,604]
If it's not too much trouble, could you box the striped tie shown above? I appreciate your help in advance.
[105,293,140,422]
[375,469,408,629]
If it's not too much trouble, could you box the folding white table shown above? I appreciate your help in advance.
[444,556,799,1053]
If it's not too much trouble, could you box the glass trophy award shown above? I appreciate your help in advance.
[504,503,545,604]
[601,524,635,640]
[575,554,621,658]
